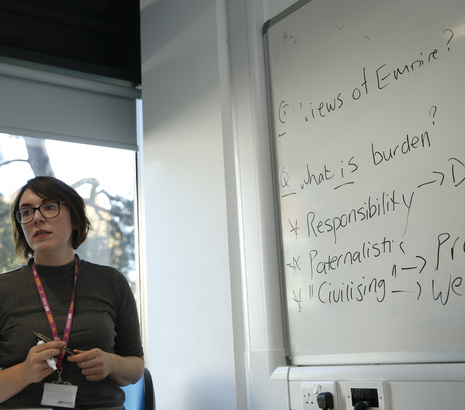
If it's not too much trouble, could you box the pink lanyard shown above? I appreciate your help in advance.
[32,256,78,369]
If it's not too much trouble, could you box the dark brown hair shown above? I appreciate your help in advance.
[11,176,92,259]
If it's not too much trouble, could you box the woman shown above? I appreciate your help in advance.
[0,176,144,409]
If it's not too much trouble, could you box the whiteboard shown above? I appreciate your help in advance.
[263,0,465,365]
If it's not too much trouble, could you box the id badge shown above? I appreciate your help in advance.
[41,381,78,408]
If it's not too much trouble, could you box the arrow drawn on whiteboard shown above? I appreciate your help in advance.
[392,255,426,279]
[391,283,421,300]
[418,171,445,188]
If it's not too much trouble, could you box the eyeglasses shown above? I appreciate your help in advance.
[16,202,66,224]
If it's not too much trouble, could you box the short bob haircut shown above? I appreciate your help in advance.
[11,176,92,260]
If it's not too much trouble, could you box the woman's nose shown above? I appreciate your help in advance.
[33,208,45,222]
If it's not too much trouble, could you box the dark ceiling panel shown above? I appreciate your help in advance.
[0,0,141,87]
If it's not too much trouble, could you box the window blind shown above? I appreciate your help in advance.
[0,62,140,150]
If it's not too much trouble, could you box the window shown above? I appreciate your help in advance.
[0,134,138,295]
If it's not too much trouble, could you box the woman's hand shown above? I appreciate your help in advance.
[23,340,65,384]
[68,350,144,386]
[67,348,112,382]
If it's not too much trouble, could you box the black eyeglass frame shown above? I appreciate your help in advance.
[16,201,66,224]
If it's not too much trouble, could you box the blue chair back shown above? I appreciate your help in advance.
[122,367,155,410]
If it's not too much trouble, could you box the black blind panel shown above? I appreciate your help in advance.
[0,0,141,87]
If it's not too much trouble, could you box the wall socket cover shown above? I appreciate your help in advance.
[302,381,338,410]
[344,381,388,410]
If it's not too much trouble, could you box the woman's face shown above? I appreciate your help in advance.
[19,188,76,265]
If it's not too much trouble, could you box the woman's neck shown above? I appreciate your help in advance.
[34,251,75,266]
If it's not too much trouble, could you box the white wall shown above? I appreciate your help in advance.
[140,1,242,409]
[140,1,465,410]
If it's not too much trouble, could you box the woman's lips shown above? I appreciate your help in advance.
[34,230,51,238]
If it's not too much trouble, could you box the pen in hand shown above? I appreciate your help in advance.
[34,332,75,356]
[36,339,58,372]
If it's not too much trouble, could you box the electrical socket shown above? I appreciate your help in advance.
[302,381,338,410]
[343,381,388,410]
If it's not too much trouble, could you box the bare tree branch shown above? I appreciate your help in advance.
[0,159,30,167]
